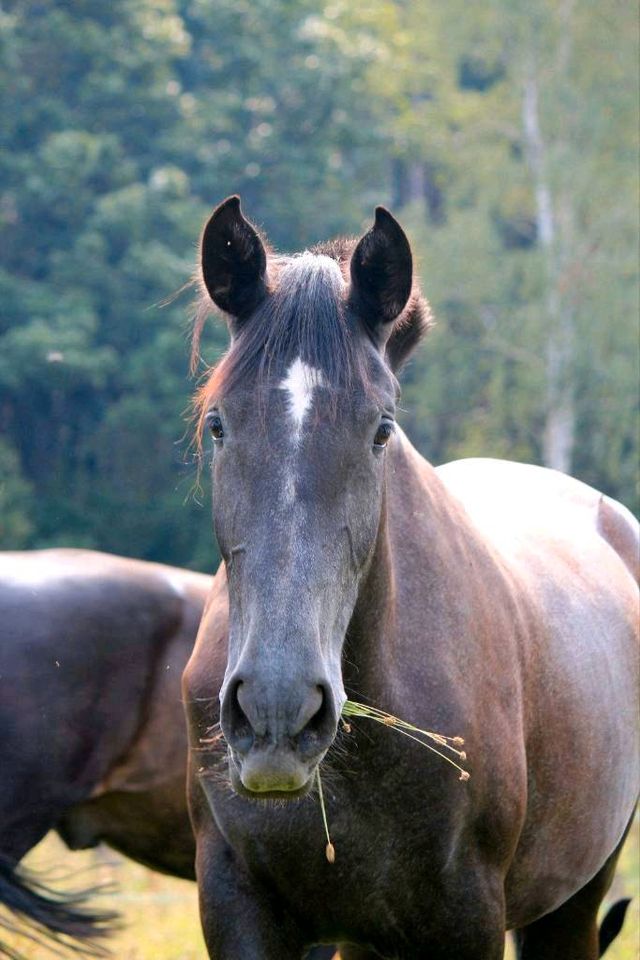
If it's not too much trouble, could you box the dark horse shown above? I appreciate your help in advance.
[0,549,208,956]
[183,197,639,959]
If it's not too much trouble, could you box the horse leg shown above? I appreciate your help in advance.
[341,885,506,960]
[514,824,632,960]
[425,931,505,960]
[195,832,306,959]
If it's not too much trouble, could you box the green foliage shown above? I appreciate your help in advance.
[0,438,34,548]
[0,0,637,570]
[180,0,389,246]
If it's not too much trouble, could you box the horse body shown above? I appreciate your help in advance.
[436,457,638,923]
[184,197,639,959]
[0,549,209,954]
[0,548,208,876]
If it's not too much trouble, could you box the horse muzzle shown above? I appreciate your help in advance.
[220,670,341,799]
[228,744,317,798]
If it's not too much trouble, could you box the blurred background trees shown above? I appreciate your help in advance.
[0,0,637,570]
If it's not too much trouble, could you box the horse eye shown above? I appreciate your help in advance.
[373,421,393,449]
[207,413,225,442]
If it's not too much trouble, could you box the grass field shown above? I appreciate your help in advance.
[3,817,638,959]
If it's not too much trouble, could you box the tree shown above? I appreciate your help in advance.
[1,0,637,566]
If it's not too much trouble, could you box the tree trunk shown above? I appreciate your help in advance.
[522,52,575,474]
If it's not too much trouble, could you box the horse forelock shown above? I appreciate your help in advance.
[191,236,432,442]
[192,244,371,436]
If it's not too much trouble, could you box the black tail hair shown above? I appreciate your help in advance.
[0,853,118,959]
[599,898,632,957]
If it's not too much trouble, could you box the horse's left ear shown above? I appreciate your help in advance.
[349,206,413,344]
[200,195,268,323]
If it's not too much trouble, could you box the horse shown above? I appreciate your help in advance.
[182,196,639,959]
[0,549,208,956]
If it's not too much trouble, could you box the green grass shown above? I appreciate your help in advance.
[3,819,638,958]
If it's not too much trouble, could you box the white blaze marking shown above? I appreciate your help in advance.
[279,357,325,436]
[274,250,342,501]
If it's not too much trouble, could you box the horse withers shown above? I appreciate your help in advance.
[183,196,639,959]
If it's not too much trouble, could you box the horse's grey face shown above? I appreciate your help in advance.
[199,197,416,798]
[210,360,396,797]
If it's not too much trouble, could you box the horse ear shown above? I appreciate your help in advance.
[200,196,268,321]
[349,206,413,343]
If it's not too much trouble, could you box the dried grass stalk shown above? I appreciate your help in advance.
[341,700,470,781]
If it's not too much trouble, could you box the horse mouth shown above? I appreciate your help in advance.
[228,750,316,801]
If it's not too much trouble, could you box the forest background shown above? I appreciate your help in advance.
[1,0,638,571]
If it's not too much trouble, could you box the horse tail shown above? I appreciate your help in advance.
[0,852,117,958]
[598,897,632,957]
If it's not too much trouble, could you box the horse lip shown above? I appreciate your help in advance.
[231,772,315,802]
[228,749,316,800]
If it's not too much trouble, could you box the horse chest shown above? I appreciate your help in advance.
[206,768,473,942]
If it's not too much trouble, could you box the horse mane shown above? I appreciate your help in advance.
[191,237,432,440]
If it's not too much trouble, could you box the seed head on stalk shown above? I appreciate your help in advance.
[315,700,470,860]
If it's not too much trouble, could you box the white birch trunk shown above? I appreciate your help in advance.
[522,31,576,475]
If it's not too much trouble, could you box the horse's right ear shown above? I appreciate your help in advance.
[200,196,268,322]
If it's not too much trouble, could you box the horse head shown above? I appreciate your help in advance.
[193,196,430,798]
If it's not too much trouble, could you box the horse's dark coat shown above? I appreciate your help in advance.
[0,549,208,955]
[184,198,639,959]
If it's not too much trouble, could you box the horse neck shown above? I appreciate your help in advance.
[344,429,478,706]
[343,497,396,704]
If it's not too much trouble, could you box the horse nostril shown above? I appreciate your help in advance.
[295,684,336,758]
[221,674,338,760]
[222,679,254,755]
